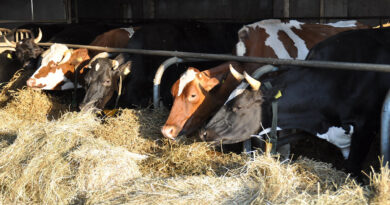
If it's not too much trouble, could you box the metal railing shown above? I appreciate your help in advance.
[35,42,390,165]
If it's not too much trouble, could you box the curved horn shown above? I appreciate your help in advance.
[244,71,261,91]
[229,64,244,81]
[112,60,119,70]
[87,52,111,68]
[3,36,16,47]
[33,28,42,44]
[58,49,72,65]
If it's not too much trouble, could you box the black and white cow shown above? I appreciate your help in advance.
[202,27,390,176]
[79,22,242,111]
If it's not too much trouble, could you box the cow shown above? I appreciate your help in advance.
[26,27,135,90]
[161,19,369,140]
[26,44,90,90]
[202,27,390,177]
[0,50,22,88]
[3,28,44,69]
[78,22,242,111]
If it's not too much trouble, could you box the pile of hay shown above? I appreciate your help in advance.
[0,73,389,204]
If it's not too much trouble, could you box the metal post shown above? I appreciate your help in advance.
[30,0,34,21]
[153,56,211,108]
[381,89,390,166]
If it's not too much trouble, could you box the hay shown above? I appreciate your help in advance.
[0,88,389,204]
[0,68,35,107]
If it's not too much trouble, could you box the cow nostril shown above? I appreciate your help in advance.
[162,125,177,140]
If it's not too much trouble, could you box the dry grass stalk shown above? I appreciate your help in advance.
[0,88,388,204]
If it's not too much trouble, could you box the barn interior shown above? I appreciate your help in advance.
[0,0,389,204]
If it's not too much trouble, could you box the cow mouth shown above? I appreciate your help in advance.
[79,100,101,112]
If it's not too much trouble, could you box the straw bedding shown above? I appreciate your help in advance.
[0,72,388,204]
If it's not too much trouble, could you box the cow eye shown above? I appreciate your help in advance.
[103,79,111,86]
[188,93,197,102]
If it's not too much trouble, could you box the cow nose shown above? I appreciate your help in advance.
[161,125,178,140]
[26,78,36,87]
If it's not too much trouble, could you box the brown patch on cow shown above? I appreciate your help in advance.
[240,27,278,59]
[33,61,58,79]
[89,29,132,57]
[62,49,90,84]
[277,30,298,59]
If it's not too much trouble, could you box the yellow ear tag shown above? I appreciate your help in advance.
[7,53,12,59]
[103,109,119,117]
[274,90,282,99]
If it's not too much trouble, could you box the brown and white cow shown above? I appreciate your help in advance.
[26,27,134,90]
[161,19,369,140]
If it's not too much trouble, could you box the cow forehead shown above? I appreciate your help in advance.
[177,69,198,96]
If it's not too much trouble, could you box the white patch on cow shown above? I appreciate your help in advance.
[225,82,249,104]
[34,68,67,90]
[326,20,357,28]
[61,81,82,90]
[121,27,135,38]
[316,125,354,159]
[39,44,69,68]
[238,19,309,60]
[95,63,100,71]
[236,40,246,56]
[177,69,197,96]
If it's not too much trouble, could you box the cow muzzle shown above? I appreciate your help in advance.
[161,125,180,140]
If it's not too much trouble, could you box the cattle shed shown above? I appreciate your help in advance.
[0,0,389,26]
[1,1,390,205]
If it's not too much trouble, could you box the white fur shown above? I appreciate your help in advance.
[177,69,197,96]
[39,44,69,68]
[95,63,100,71]
[121,27,135,38]
[238,19,309,59]
[35,68,67,90]
[317,125,353,159]
[236,40,246,56]
[326,20,357,28]
[61,80,82,90]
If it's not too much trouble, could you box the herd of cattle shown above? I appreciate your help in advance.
[1,19,389,177]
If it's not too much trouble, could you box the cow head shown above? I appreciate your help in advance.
[4,28,44,68]
[79,52,132,111]
[201,68,264,145]
[27,45,90,90]
[161,67,222,140]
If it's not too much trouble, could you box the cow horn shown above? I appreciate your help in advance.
[244,71,261,90]
[112,60,119,70]
[3,36,16,47]
[33,28,42,44]
[87,52,111,68]
[229,64,244,81]
[59,49,72,65]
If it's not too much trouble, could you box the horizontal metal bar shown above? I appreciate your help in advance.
[37,42,390,73]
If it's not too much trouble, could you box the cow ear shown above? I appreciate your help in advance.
[198,72,220,92]
[114,61,132,77]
